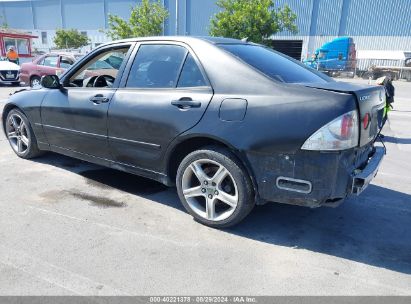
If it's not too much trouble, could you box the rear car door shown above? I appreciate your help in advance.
[40,43,133,159]
[108,42,213,171]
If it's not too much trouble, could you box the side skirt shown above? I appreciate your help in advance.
[45,144,170,186]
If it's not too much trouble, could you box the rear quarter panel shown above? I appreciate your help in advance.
[184,85,356,155]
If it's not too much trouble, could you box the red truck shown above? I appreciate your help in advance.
[20,53,77,87]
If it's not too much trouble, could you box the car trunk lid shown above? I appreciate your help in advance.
[303,81,386,146]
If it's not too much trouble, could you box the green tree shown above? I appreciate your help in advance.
[0,15,8,28]
[210,0,298,44]
[106,0,169,40]
[53,29,89,49]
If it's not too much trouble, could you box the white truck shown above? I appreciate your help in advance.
[357,50,411,81]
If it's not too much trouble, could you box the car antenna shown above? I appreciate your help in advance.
[241,37,249,43]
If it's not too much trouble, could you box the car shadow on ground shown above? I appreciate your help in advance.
[34,152,411,275]
[230,185,411,275]
[33,152,184,211]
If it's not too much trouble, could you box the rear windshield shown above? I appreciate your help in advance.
[219,44,330,84]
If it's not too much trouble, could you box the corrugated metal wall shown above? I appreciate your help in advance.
[2,0,411,36]
[344,0,411,36]
[315,0,344,36]
[186,0,219,36]
[1,0,411,55]
[275,0,314,36]
[32,0,62,30]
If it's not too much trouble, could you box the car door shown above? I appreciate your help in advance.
[108,42,213,171]
[40,43,134,159]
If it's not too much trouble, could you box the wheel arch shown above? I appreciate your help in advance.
[165,135,259,198]
[1,103,23,136]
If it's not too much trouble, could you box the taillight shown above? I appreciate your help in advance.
[302,110,359,151]
[363,113,370,129]
[341,114,354,138]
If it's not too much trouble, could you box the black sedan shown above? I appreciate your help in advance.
[1,37,385,228]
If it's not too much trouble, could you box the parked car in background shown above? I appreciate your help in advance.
[20,53,76,87]
[0,59,20,86]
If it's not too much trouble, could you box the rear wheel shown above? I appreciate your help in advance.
[176,146,255,228]
[5,109,43,159]
[30,76,41,87]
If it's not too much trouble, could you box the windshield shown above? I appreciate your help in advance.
[219,44,330,84]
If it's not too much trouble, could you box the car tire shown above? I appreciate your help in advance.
[30,76,41,87]
[176,146,255,228]
[5,109,44,159]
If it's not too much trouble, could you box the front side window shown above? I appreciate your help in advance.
[126,44,187,88]
[67,46,130,88]
[219,44,329,84]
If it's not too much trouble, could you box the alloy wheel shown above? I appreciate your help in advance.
[181,159,239,221]
[6,113,30,155]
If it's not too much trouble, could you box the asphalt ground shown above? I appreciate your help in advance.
[0,80,410,295]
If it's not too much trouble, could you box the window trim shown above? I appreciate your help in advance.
[60,42,135,89]
[119,41,212,90]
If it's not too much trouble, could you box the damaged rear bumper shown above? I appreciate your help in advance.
[351,147,385,195]
[246,144,384,208]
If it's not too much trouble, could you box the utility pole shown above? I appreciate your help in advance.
[175,0,179,35]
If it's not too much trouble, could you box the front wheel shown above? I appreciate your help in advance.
[176,146,255,228]
[5,109,43,159]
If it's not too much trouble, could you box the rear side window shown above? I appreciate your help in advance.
[42,56,58,67]
[127,44,187,88]
[177,54,207,87]
[219,44,329,84]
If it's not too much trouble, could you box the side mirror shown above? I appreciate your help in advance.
[41,75,62,89]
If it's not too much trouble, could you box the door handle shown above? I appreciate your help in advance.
[171,98,201,109]
[90,94,110,104]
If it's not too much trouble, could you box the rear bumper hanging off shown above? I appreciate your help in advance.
[351,147,385,195]
[246,144,385,208]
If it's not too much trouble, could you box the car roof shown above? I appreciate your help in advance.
[105,36,247,46]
